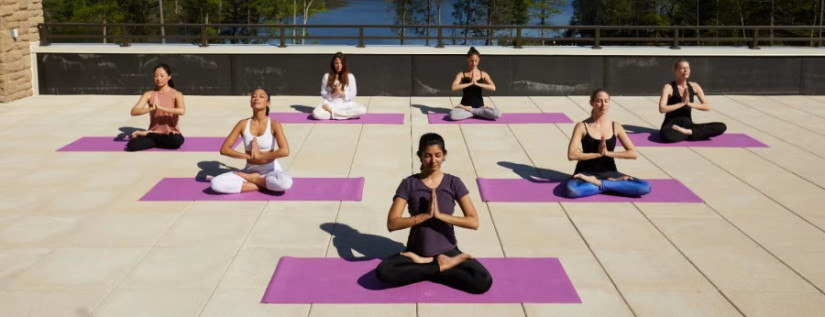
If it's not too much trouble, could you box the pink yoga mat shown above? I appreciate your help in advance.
[628,133,767,148]
[271,113,404,124]
[261,257,580,304]
[477,178,703,203]
[427,113,573,124]
[140,177,364,201]
[57,137,237,152]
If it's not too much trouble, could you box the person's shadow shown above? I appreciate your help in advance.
[195,160,238,182]
[411,104,451,115]
[320,223,406,290]
[114,127,144,141]
[498,161,572,198]
[290,105,314,114]
[622,125,667,143]
[497,161,570,182]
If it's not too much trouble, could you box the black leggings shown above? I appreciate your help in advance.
[660,118,726,143]
[126,133,185,151]
[375,247,493,294]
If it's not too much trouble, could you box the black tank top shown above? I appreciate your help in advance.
[664,81,694,123]
[459,72,485,108]
[573,121,619,177]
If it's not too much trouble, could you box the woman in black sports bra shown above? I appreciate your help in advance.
[658,59,726,143]
[565,89,651,198]
[449,47,500,121]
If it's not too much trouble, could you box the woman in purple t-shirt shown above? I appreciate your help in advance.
[375,133,492,294]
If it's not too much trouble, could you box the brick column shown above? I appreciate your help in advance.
[0,0,43,103]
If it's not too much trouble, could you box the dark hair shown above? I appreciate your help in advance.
[673,59,689,70]
[588,88,609,117]
[467,47,480,57]
[417,133,447,171]
[327,52,350,91]
[253,87,271,116]
[589,88,609,103]
[154,64,174,88]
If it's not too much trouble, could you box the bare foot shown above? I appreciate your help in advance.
[671,124,693,135]
[573,173,602,187]
[436,253,472,272]
[400,252,433,264]
[322,104,332,113]
[607,175,633,181]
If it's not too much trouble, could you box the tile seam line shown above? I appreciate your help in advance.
[195,201,270,316]
[631,202,746,316]
[88,201,194,313]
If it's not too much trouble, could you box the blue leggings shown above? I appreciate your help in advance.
[564,177,651,198]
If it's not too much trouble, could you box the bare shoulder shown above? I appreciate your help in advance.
[689,81,703,90]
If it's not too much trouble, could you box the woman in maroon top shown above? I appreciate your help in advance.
[375,133,492,294]
[127,64,186,151]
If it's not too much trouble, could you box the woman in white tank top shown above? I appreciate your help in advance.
[210,88,293,194]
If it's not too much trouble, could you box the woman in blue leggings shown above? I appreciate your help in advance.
[564,89,651,198]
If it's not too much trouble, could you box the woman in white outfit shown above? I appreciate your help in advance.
[312,52,367,120]
[211,88,293,193]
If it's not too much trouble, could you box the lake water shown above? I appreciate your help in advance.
[277,0,574,46]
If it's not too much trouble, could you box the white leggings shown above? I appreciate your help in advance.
[210,161,293,193]
[312,101,367,120]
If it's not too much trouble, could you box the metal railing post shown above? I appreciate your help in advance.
[38,24,50,46]
[436,25,444,48]
[357,27,365,48]
[279,25,287,48]
[670,28,680,49]
[593,28,602,49]
[515,26,522,49]
[199,25,209,47]
[750,28,760,49]
[120,25,131,47]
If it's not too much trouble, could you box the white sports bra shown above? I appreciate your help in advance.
[242,118,277,152]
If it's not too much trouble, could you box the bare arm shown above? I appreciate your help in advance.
[387,196,432,232]
[253,120,290,161]
[219,120,251,160]
[433,194,479,230]
[130,91,153,116]
[608,122,638,160]
[451,72,473,91]
[658,84,687,114]
[155,91,186,116]
[475,71,496,91]
[688,82,711,111]
[567,122,602,161]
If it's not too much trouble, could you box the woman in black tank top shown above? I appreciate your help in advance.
[448,47,501,121]
[564,89,651,198]
[657,59,727,143]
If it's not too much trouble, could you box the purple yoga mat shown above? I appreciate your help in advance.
[140,177,364,201]
[261,257,580,304]
[628,132,767,148]
[57,137,237,152]
[271,112,404,124]
[427,112,573,124]
[477,178,703,203]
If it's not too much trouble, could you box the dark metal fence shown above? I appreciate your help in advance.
[38,23,825,49]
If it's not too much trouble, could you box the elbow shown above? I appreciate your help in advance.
[386,220,399,232]
[628,151,638,160]
[567,153,576,161]
[658,108,666,114]
[489,86,496,92]
[469,218,479,230]
[219,147,231,156]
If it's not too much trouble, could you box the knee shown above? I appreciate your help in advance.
[375,261,397,284]
[211,173,241,194]
[718,123,728,133]
[466,272,493,294]
[312,107,331,120]
[490,108,501,119]
[265,173,293,192]
[634,179,652,196]
[448,109,467,121]
[564,180,582,198]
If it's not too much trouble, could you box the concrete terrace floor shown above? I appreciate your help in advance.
[2,94,825,316]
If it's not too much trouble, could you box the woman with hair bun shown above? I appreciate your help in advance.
[449,47,500,121]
